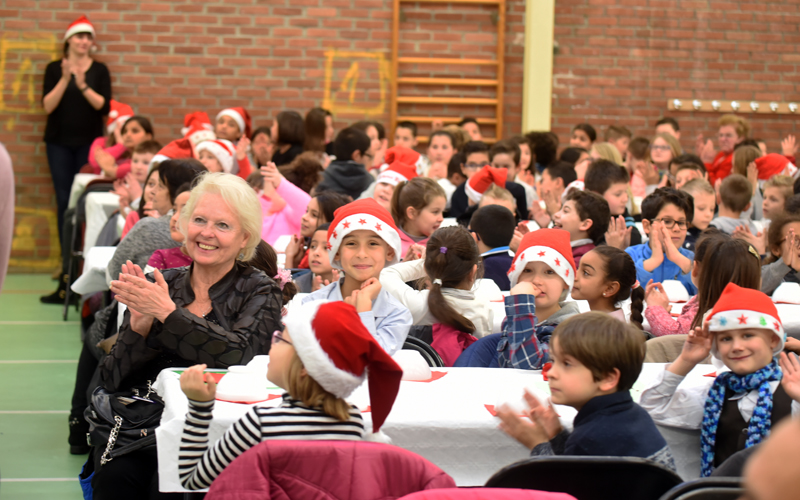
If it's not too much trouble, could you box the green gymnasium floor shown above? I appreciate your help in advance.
[0,275,86,499]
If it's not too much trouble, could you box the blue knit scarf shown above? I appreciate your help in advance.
[700,359,781,477]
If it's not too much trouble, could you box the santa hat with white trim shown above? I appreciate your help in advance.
[507,228,576,290]
[326,198,402,270]
[106,100,133,135]
[195,139,235,174]
[181,112,216,146]
[708,282,785,357]
[216,107,252,138]
[64,15,95,41]
[376,163,418,187]
[284,300,403,434]
[465,165,507,204]
[149,138,195,167]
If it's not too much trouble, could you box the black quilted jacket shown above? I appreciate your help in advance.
[100,261,283,392]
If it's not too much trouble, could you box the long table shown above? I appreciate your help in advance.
[154,363,711,493]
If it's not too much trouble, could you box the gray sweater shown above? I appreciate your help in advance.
[761,260,800,296]
[105,215,180,286]
[709,216,759,236]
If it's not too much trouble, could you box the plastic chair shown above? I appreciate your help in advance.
[399,487,577,500]
[64,179,114,320]
[403,336,444,367]
[205,440,456,500]
[485,456,683,500]
[453,333,501,367]
[658,477,743,500]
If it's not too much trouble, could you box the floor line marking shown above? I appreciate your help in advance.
[0,360,76,364]
[1,478,78,482]
[0,321,80,325]
[0,410,70,414]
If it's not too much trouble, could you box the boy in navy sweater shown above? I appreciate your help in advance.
[469,204,515,290]
[497,312,675,470]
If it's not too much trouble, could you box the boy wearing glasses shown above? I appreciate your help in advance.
[710,174,759,236]
[625,187,697,294]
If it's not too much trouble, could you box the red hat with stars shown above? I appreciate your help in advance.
[507,228,576,290]
[708,283,785,357]
[326,198,402,270]
[465,165,507,204]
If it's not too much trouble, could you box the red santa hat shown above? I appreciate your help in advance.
[707,283,785,357]
[216,107,252,138]
[465,165,507,204]
[756,153,796,180]
[150,138,195,167]
[507,228,576,290]
[285,300,402,434]
[326,198,402,270]
[181,112,216,146]
[195,139,235,173]
[106,100,134,134]
[376,163,418,187]
[64,15,95,41]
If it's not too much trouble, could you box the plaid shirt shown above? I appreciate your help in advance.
[497,294,555,370]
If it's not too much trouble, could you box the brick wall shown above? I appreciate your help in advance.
[0,0,524,271]
[551,0,800,153]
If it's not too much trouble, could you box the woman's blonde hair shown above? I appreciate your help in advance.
[732,145,762,176]
[179,172,263,261]
[591,142,623,165]
[650,133,683,162]
[287,352,351,421]
[719,114,751,139]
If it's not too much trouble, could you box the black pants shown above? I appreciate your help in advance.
[69,344,99,446]
[91,447,192,500]
[45,142,91,246]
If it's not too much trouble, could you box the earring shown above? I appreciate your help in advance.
[238,252,245,260]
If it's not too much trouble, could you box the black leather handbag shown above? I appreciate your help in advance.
[84,380,164,465]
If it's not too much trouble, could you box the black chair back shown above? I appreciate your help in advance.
[485,456,683,500]
[658,477,743,500]
[402,336,444,367]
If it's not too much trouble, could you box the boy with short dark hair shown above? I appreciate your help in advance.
[625,187,696,294]
[710,174,759,236]
[674,163,706,190]
[655,117,680,139]
[585,159,643,248]
[316,127,375,199]
[490,140,529,218]
[605,125,632,159]
[553,190,611,265]
[458,117,482,141]
[498,312,676,471]
[470,204,516,290]
[394,121,418,150]
[529,161,579,228]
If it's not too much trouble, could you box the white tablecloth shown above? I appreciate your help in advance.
[70,246,116,295]
[67,173,103,209]
[154,363,711,492]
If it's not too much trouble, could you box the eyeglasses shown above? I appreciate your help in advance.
[650,145,671,152]
[272,331,292,346]
[653,218,688,230]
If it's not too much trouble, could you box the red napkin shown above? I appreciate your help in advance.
[704,372,717,378]
[542,362,552,381]
[362,406,371,413]
[485,404,527,418]
[216,394,282,405]
[407,371,447,383]
[207,372,226,383]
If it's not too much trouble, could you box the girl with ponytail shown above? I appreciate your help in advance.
[380,226,495,338]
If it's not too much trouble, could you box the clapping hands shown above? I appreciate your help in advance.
[497,389,563,450]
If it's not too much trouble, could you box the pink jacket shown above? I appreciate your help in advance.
[88,137,131,179]
[205,440,456,500]
[399,228,429,259]
[260,178,311,246]
[400,488,578,500]
[644,295,699,337]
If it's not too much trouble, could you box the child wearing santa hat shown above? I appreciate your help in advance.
[88,101,155,179]
[640,283,800,477]
[215,107,254,179]
[195,139,236,174]
[497,228,581,369]
[178,300,403,490]
[362,145,420,212]
[302,199,413,355]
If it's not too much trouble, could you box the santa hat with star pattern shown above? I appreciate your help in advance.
[326,198,402,270]
[507,228,576,290]
[707,283,785,357]
[285,300,403,435]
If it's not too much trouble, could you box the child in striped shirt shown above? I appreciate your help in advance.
[178,300,403,490]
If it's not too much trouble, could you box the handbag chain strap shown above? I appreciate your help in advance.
[100,415,123,466]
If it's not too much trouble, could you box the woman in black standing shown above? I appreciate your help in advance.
[42,15,112,248]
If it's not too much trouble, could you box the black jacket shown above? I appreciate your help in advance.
[449,181,527,221]
[100,262,283,391]
[316,160,373,199]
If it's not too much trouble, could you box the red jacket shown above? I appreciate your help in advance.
[705,151,733,186]
[399,488,578,500]
[206,440,456,500]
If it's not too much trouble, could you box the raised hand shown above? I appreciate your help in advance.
[696,134,716,163]
[779,352,800,403]
[236,137,250,161]
[782,135,798,158]
[283,234,304,269]
[672,322,713,374]
[732,226,765,257]
[644,279,670,309]
[95,148,117,178]
[312,269,340,292]
[260,162,282,190]
[524,390,562,440]
[180,364,217,402]
[605,215,632,250]
[637,162,660,186]
[125,172,143,202]
[529,202,551,228]
[661,225,691,273]
[746,162,759,195]
[403,244,425,262]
